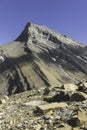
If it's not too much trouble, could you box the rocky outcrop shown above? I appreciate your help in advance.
[0,85,87,130]
[62,83,78,91]
[37,102,68,114]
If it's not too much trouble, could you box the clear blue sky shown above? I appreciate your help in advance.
[0,0,87,45]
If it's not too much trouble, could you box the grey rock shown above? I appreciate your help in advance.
[62,83,78,92]
[37,102,68,114]
[0,22,87,95]
[23,100,46,107]
[70,92,87,102]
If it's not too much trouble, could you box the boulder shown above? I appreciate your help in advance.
[37,102,68,114]
[70,92,87,101]
[62,83,78,92]
[52,91,70,102]
[43,90,70,102]
[23,100,46,107]
[67,109,87,128]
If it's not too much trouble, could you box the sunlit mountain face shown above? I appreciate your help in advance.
[0,22,87,95]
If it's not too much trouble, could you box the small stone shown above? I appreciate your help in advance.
[35,124,42,130]
[78,109,87,122]
[16,123,22,128]
[45,110,53,116]
[73,127,80,130]
[27,111,33,115]
[57,124,72,130]
[43,95,52,102]
[3,95,9,100]
[0,99,6,104]
[10,120,13,125]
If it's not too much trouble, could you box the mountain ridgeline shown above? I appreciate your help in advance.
[0,22,87,95]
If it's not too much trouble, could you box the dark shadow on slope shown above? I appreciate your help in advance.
[37,47,87,75]
[32,62,50,87]
[14,62,31,91]
[48,33,62,44]
[14,53,33,65]
[0,44,34,95]
[0,53,32,95]
[0,60,9,73]
[7,70,31,95]
[15,22,31,43]
[8,71,24,95]
[45,91,70,103]
[0,53,34,74]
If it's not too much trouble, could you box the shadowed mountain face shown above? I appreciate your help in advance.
[0,22,87,95]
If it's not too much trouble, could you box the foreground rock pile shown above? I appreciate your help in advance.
[0,82,87,130]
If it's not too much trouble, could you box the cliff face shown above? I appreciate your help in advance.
[0,22,87,95]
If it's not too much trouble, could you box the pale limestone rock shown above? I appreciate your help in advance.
[23,100,46,107]
[62,83,78,91]
[73,127,80,130]
[35,124,42,130]
[0,99,6,104]
[77,109,87,125]
[37,102,68,113]
[83,82,87,88]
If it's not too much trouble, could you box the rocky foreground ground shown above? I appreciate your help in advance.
[0,82,87,130]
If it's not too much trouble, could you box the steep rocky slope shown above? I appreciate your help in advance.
[0,22,87,95]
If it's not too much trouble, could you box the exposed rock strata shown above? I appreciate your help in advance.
[0,22,87,95]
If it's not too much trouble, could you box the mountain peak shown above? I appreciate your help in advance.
[15,22,31,42]
[15,22,84,49]
[15,22,47,43]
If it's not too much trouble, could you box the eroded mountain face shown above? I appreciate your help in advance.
[0,22,87,95]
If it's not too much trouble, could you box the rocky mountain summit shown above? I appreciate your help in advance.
[0,22,87,129]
